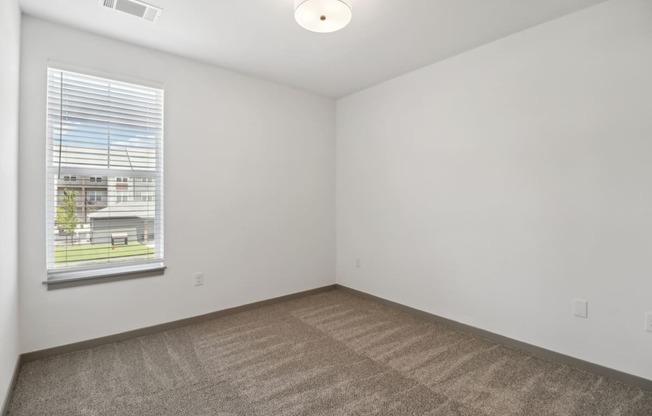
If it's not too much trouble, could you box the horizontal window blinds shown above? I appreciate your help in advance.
[46,68,164,273]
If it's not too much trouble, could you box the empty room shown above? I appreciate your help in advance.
[1,0,651,414]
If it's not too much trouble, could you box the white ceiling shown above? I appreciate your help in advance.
[18,0,607,98]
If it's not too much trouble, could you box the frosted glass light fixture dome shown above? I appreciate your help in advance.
[294,0,352,33]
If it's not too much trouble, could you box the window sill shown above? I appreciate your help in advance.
[44,262,166,290]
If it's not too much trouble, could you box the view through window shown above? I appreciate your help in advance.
[46,68,164,276]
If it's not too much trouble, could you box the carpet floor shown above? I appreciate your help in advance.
[7,289,652,415]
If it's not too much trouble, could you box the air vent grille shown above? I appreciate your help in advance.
[99,0,162,22]
[142,7,159,22]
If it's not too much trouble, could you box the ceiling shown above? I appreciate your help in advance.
[18,0,607,98]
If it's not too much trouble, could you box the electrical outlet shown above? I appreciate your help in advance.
[646,313,652,333]
[355,258,361,268]
[573,299,588,318]
[194,272,204,286]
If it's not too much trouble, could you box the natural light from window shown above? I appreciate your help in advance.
[46,68,164,280]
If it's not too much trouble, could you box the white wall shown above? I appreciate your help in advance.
[337,0,652,380]
[0,0,21,407]
[19,17,335,353]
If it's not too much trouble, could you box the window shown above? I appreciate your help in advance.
[46,68,164,282]
[116,177,129,192]
[86,190,106,203]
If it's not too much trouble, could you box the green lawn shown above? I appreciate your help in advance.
[55,242,155,263]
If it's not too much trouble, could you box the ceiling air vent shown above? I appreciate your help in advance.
[100,0,162,22]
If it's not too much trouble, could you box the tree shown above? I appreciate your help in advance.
[56,188,78,244]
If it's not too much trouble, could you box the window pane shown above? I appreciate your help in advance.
[47,68,164,273]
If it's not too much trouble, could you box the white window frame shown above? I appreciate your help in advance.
[45,64,165,285]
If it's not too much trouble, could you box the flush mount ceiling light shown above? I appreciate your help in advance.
[294,0,352,33]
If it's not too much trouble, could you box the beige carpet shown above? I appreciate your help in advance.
[7,289,652,415]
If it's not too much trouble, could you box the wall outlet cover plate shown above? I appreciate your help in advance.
[573,299,588,318]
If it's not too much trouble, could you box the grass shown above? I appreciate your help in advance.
[55,241,154,263]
